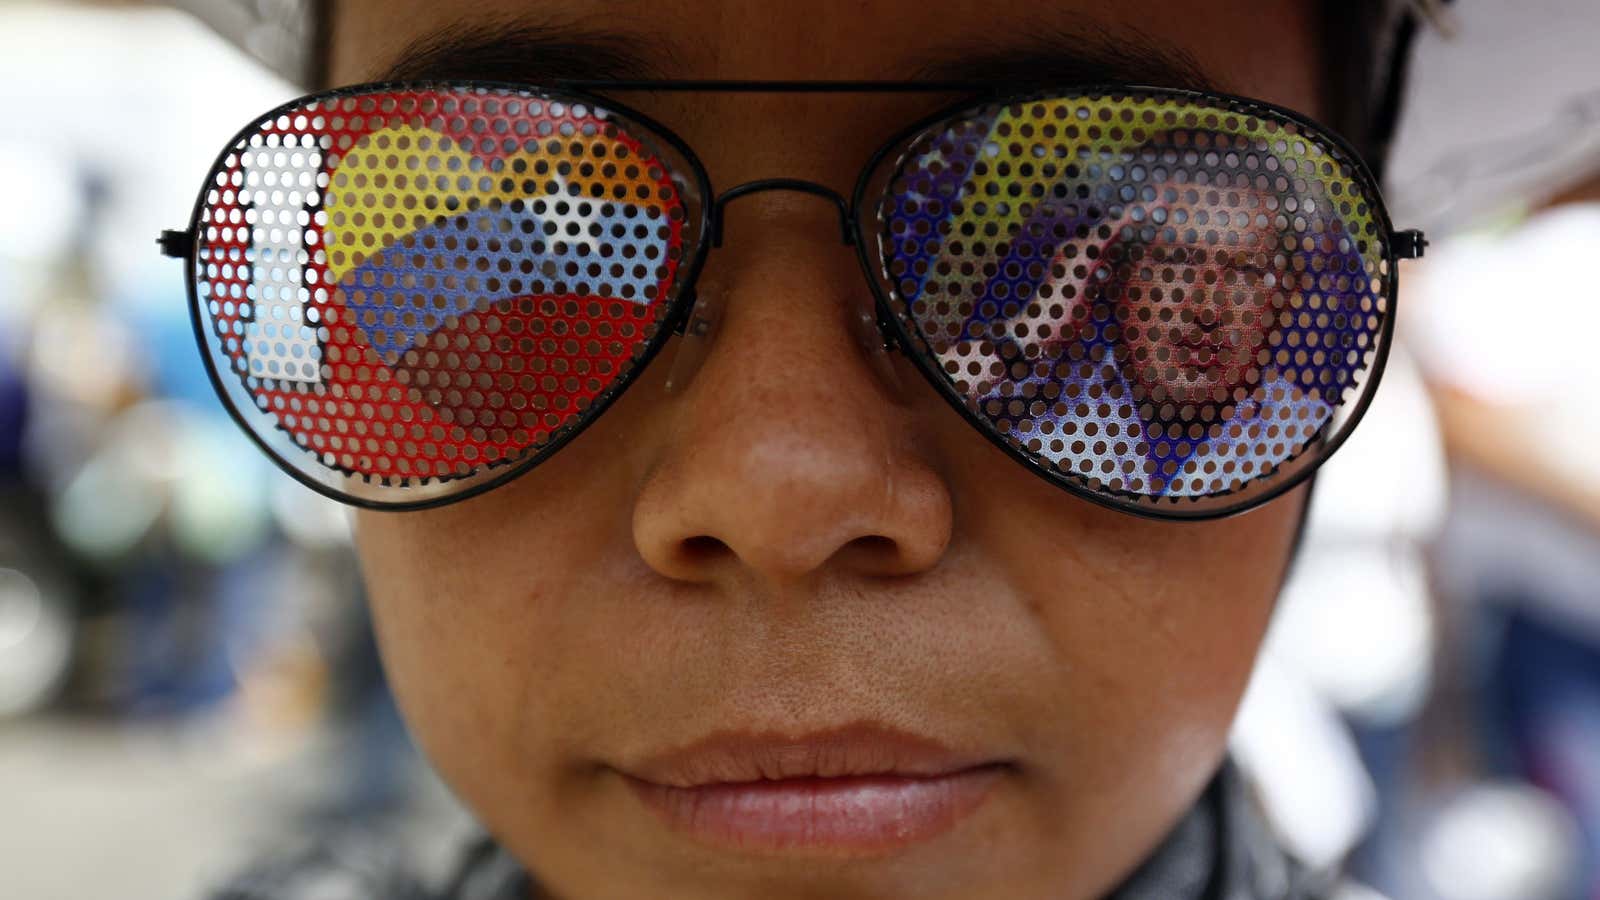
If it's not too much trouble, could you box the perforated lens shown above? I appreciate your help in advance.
[190,85,703,506]
[871,89,1393,515]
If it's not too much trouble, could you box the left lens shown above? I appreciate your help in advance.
[188,84,707,508]
[860,88,1397,518]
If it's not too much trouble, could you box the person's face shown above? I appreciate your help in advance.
[1114,180,1284,407]
[930,167,1288,418]
[332,3,1321,898]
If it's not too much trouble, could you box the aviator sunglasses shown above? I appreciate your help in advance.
[158,80,1427,520]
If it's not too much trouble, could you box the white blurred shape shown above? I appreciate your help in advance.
[1388,0,1600,230]
[51,401,274,562]
[1231,651,1377,870]
[1408,203,1600,490]
[0,4,294,301]
[0,142,81,267]
[1271,347,1444,725]
[1234,345,1445,863]
[1328,882,1394,900]
[269,477,353,550]
[170,415,274,563]
[1302,346,1448,543]
[1273,549,1434,726]
[52,444,166,561]
[0,567,74,718]
[1420,782,1582,900]
[28,302,138,412]
[1409,204,1600,403]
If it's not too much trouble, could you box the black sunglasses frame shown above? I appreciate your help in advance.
[162,79,1424,521]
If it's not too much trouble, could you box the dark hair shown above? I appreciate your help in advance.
[1319,0,1413,179]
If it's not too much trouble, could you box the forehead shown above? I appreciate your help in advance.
[329,0,1324,115]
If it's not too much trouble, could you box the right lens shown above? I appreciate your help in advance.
[865,87,1396,519]
[188,84,707,507]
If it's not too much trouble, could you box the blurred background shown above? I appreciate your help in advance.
[0,1,1597,898]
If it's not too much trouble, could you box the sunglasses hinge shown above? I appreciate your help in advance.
[158,228,195,259]
[1391,228,1428,259]
[878,323,902,354]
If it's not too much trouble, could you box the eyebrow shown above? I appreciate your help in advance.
[377,18,1221,94]
[376,18,670,83]
[911,25,1221,93]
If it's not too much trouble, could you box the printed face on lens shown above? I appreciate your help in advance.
[1099,177,1284,410]
[883,95,1390,503]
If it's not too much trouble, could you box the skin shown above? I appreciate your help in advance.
[331,2,1320,898]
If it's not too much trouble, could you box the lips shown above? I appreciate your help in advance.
[1175,323,1254,367]
[1165,334,1219,369]
[619,722,1013,856]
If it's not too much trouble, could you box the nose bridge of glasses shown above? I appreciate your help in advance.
[710,179,855,248]
[672,178,904,376]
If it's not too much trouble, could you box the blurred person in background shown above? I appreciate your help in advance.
[169,1,1442,899]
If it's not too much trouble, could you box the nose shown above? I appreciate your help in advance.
[631,201,953,588]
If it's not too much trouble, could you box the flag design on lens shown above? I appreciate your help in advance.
[197,89,686,482]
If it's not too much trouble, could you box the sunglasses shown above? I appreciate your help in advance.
[158,80,1426,520]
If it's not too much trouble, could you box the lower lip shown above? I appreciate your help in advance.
[625,766,1007,856]
[1175,350,1229,371]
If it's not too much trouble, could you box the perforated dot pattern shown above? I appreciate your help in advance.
[874,90,1391,510]
[190,85,695,500]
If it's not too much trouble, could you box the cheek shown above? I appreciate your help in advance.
[1119,305,1154,359]
[942,414,1298,811]
[1046,511,1289,849]
[348,402,663,812]
[355,507,654,853]
[354,512,560,793]
[1039,516,1285,750]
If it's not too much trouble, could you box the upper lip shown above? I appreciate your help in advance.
[621,721,1009,788]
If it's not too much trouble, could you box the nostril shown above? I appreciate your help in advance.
[833,534,923,576]
[846,535,898,556]
[680,535,733,564]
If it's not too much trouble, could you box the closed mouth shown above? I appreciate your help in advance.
[616,721,1016,856]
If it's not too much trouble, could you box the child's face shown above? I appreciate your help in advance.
[332,2,1321,897]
